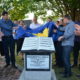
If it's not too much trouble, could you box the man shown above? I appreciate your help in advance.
[73,23,80,67]
[0,11,17,68]
[75,24,80,35]
[30,16,41,29]
[74,24,80,78]
[58,15,75,77]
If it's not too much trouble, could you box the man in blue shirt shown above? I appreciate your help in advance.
[58,15,75,77]
[0,11,17,68]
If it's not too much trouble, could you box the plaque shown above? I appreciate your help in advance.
[25,54,50,71]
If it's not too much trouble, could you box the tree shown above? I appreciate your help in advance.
[27,0,80,21]
[0,0,80,21]
[0,0,32,20]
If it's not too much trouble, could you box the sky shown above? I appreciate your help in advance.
[24,10,53,24]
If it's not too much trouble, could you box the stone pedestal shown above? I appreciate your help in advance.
[19,52,56,80]
[19,69,56,80]
[19,37,56,80]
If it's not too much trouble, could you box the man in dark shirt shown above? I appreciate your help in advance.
[0,11,17,68]
[74,24,80,78]
[73,23,80,67]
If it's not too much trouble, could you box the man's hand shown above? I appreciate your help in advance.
[75,24,80,31]
[23,25,27,30]
[53,29,57,33]
[0,32,4,37]
[58,36,64,41]
[13,32,16,34]
[75,30,80,36]
[13,26,19,30]
[75,24,80,36]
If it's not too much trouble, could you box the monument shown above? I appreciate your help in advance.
[19,37,56,80]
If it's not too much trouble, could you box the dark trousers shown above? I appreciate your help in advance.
[2,36,15,65]
[63,46,73,75]
[17,38,24,54]
[73,41,80,65]
[0,41,4,56]
[54,41,63,67]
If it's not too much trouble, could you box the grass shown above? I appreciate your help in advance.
[16,53,80,80]
[54,66,80,80]
[16,54,24,67]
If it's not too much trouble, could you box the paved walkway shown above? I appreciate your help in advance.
[0,56,21,80]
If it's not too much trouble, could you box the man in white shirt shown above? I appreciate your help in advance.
[30,16,41,29]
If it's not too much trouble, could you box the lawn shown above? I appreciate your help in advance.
[16,53,80,80]
[54,66,80,80]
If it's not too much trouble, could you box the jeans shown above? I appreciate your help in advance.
[63,46,73,75]
[0,41,4,56]
[2,36,15,65]
[73,41,80,65]
[17,38,24,53]
[54,41,63,67]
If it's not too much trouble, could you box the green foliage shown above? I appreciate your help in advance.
[31,0,80,21]
[0,0,80,21]
[0,0,31,20]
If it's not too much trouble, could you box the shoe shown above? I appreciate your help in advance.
[63,73,72,78]
[71,64,77,68]
[12,65,18,69]
[63,74,68,78]
[4,64,10,68]
[76,74,80,78]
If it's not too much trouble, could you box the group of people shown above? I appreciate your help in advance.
[0,11,80,78]
[0,11,41,68]
[54,16,80,77]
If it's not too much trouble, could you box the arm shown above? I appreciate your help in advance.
[0,20,17,31]
[63,23,75,39]
[75,24,80,31]
[75,30,80,36]
[75,24,80,36]
[58,23,75,41]
[0,23,12,31]
[0,32,4,38]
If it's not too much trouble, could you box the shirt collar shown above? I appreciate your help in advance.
[67,20,73,24]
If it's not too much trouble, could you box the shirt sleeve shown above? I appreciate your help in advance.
[0,21,12,31]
